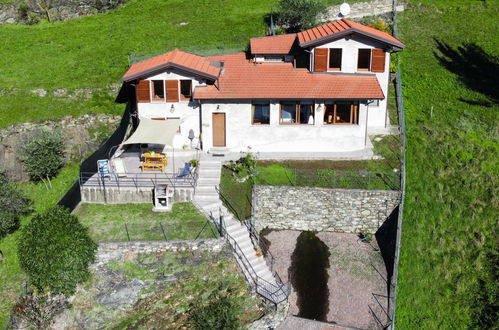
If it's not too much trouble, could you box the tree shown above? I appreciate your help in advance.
[17,206,97,296]
[0,173,31,239]
[20,129,65,182]
[274,0,326,33]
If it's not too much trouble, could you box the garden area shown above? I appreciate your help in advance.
[75,203,218,242]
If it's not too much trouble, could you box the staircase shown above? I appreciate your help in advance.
[193,160,289,305]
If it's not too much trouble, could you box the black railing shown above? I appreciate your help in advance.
[214,186,289,305]
[215,213,290,306]
[79,166,198,189]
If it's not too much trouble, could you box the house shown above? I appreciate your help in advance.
[121,18,404,154]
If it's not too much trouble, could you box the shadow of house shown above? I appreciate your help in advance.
[433,39,499,107]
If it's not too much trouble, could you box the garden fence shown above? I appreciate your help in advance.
[85,220,218,242]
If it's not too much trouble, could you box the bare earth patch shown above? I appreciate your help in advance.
[265,230,389,329]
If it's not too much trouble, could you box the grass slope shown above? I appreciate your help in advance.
[397,1,498,328]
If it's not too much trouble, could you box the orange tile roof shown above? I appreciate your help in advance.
[123,49,220,82]
[298,18,405,49]
[194,52,384,100]
[250,34,297,54]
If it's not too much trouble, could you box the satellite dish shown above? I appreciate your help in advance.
[340,3,351,16]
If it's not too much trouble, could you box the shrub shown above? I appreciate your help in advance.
[224,153,256,180]
[0,173,31,239]
[20,129,65,181]
[189,291,242,330]
[17,206,97,296]
[9,294,69,329]
[274,0,326,32]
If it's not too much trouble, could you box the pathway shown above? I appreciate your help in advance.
[193,159,288,304]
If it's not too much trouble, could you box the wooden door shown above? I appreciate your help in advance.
[212,113,226,147]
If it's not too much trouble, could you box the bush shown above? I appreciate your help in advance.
[189,291,242,330]
[274,0,326,32]
[0,173,31,239]
[17,206,97,296]
[20,129,65,181]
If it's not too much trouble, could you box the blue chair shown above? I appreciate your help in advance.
[97,159,110,179]
[177,163,192,178]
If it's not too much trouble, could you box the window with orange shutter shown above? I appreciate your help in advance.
[371,48,386,72]
[136,80,151,103]
[314,48,328,72]
[165,80,179,102]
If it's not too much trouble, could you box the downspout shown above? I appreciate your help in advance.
[365,102,369,147]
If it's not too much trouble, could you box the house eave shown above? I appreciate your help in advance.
[123,63,219,82]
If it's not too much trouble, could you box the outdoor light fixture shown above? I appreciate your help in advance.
[170,104,175,113]
[316,104,323,112]
[216,105,220,110]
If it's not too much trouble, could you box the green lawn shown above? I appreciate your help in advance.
[75,203,218,241]
[0,162,80,327]
[396,1,498,328]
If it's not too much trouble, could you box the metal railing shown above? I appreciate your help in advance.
[79,166,198,189]
[213,186,290,305]
[215,213,290,306]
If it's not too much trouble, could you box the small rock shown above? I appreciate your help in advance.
[31,89,47,97]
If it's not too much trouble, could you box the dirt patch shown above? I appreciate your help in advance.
[264,230,389,329]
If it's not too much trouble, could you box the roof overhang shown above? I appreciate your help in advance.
[123,63,219,82]
[299,28,405,50]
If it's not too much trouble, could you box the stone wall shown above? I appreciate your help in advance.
[80,186,194,204]
[321,0,404,21]
[95,238,225,265]
[0,114,120,180]
[254,186,400,233]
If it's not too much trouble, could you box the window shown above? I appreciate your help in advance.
[280,102,314,124]
[329,49,342,70]
[324,102,359,125]
[152,80,165,101]
[357,49,371,71]
[180,80,192,101]
[252,103,270,125]
[300,104,314,124]
[280,103,297,123]
[264,55,285,62]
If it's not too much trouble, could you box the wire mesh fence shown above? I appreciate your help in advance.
[85,219,219,242]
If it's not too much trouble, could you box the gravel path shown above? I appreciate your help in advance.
[265,230,389,329]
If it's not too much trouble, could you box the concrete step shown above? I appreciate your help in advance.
[195,186,218,194]
[199,162,221,169]
[196,177,220,185]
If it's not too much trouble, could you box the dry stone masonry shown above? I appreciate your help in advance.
[320,0,404,21]
[95,238,225,265]
[254,186,400,233]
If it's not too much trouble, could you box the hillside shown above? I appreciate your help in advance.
[396,0,498,328]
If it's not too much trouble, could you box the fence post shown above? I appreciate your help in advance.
[125,222,131,241]
[160,222,168,241]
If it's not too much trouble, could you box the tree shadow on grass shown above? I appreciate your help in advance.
[433,39,499,107]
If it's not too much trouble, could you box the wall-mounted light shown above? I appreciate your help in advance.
[216,105,220,110]
[170,104,175,113]
[316,104,323,112]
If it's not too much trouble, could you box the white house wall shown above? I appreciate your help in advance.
[201,101,369,153]
[136,70,205,148]
[310,35,391,127]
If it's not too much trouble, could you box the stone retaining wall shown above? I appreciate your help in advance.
[321,0,404,21]
[95,238,225,265]
[254,186,400,233]
[80,186,194,204]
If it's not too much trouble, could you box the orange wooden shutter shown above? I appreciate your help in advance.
[371,48,386,72]
[136,80,150,103]
[166,80,179,102]
[314,48,328,72]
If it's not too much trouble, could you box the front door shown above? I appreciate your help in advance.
[212,113,226,147]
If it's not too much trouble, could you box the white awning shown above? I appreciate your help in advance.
[122,117,181,146]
